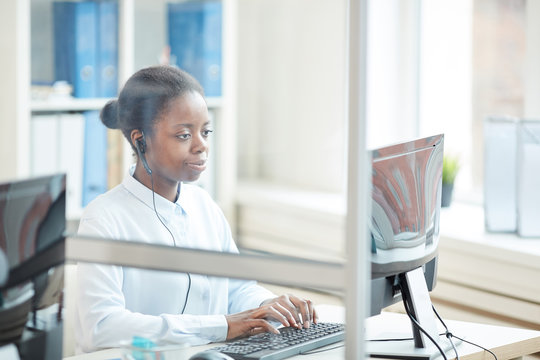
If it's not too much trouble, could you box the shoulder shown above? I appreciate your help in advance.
[82,184,130,219]
[78,184,135,238]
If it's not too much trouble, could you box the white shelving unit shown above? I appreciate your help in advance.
[0,0,232,219]
[31,98,112,112]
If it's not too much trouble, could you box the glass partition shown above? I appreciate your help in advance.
[27,0,367,358]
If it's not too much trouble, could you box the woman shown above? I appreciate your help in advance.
[74,65,317,353]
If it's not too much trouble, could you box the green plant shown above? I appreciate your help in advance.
[442,155,460,185]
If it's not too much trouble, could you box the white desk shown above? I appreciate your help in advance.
[64,306,540,360]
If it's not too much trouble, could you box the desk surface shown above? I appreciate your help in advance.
[65,307,540,360]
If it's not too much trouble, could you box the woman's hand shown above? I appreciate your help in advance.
[260,294,318,329]
[225,294,318,340]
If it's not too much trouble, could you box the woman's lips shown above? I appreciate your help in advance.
[186,160,207,172]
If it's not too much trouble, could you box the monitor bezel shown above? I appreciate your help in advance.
[0,173,67,290]
[369,134,443,280]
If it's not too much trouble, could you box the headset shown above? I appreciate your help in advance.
[134,131,191,313]
[135,133,152,175]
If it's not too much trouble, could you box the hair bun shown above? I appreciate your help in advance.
[100,100,120,129]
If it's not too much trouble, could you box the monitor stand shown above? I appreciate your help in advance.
[366,267,459,360]
[366,334,457,360]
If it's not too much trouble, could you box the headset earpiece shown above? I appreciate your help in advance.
[135,133,152,175]
[136,137,146,154]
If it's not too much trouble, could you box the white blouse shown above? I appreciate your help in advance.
[74,169,274,353]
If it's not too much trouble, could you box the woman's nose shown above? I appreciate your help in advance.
[192,133,208,153]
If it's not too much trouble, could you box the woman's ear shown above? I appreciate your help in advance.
[130,129,143,149]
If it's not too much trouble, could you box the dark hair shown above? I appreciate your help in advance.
[100,65,205,149]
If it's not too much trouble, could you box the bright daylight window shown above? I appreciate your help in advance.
[233,0,530,255]
[369,0,527,204]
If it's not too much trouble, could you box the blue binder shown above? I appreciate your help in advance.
[97,1,119,98]
[54,1,98,98]
[168,1,222,97]
[53,2,76,87]
[82,111,108,206]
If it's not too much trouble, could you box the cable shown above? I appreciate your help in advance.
[180,272,192,314]
[363,300,497,360]
[367,333,447,342]
[150,174,191,314]
[432,305,497,360]
[402,297,448,360]
[150,174,176,244]
[431,305,459,360]
[450,334,497,360]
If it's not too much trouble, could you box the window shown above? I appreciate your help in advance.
[233,0,533,256]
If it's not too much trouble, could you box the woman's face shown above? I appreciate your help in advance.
[145,91,212,184]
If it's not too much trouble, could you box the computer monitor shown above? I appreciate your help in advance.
[367,134,450,359]
[0,173,66,356]
[0,173,66,290]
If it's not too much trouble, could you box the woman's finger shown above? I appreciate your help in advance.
[289,295,312,328]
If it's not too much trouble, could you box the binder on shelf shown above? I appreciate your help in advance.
[82,111,108,207]
[59,114,85,219]
[52,2,76,90]
[484,117,518,232]
[74,2,98,98]
[97,1,119,98]
[168,0,222,97]
[517,120,540,237]
[30,114,85,220]
[53,1,100,98]
[30,115,60,176]
[484,117,540,237]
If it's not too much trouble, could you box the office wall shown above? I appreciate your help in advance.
[525,0,540,119]
[367,0,421,150]
[236,0,348,193]
[0,1,30,181]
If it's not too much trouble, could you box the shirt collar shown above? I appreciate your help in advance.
[122,165,184,222]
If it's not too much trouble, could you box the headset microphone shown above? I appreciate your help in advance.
[135,135,152,175]
[135,133,191,313]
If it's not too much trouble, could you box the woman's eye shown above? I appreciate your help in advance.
[203,129,214,137]
[177,134,191,140]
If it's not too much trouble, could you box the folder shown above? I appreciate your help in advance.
[30,115,60,176]
[517,120,540,237]
[82,111,108,207]
[168,0,222,97]
[53,2,76,88]
[59,114,85,219]
[484,117,518,232]
[97,1,119,98]
[53,1,98,98]
[30,114,85,220]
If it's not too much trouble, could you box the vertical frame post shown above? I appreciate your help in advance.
[345,0,370,358]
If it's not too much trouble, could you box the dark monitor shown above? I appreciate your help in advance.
[0,173,66,357]
[0,173,66,290]
[367,134,449,359]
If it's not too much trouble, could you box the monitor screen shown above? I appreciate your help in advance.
[370,134,443,279]
[367,134,447,359]
[0,174,66,289]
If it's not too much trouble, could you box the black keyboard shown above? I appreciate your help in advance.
[211,322,345,360]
